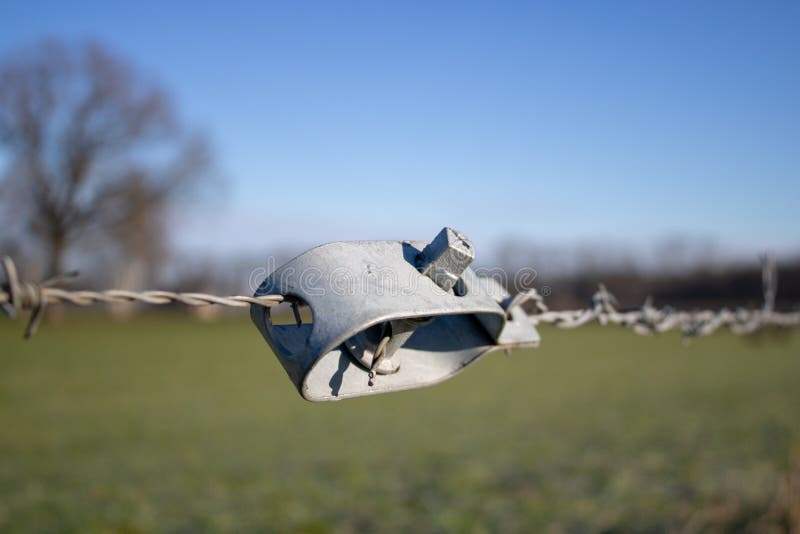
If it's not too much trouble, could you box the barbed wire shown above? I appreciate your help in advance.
[0,257,285,338]
[522,285,800,339]
[518,254,800,338]
[2,255,799,341]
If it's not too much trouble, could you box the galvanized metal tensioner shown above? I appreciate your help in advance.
[250,227,540,401]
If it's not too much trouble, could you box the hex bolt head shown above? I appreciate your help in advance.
[418,227,475,292]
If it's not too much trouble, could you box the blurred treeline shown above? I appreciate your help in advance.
[523,253,800,311]
[493,238,800,311]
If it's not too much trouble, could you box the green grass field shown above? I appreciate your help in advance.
[1,314,798,532]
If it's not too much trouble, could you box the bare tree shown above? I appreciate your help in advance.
[0,40,212,277]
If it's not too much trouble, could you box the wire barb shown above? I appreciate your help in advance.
[761,253,778,313]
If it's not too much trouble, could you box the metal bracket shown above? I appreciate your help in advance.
[250,227,540,401]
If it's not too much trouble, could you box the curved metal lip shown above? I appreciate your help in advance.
[301,342,501,401]
[251,303,506,401]
[293,294,504,357]
[307,309,498,380]
[251,297,507,401]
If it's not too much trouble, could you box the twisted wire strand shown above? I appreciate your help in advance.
[2,288,284,308]
[1,256,284,338]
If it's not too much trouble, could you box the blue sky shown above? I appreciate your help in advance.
[3,1,799,260]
